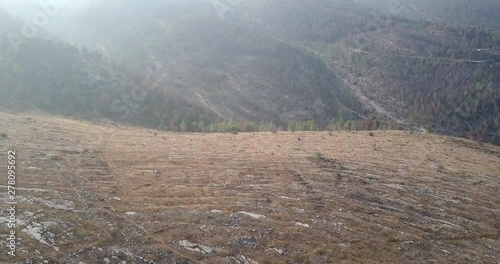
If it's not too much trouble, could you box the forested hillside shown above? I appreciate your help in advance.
[71,0,366,125]
[353,0,500,32]
[1,0,499,143]
[0,9,221,131]
[240,0,500,143]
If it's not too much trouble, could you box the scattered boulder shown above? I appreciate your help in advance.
[177,240,220,254]
[235,237,257,248]
[229,255,259,264]
[295,222,310,228]
[237,211,266,219]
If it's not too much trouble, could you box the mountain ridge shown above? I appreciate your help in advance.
[0,1,499,143]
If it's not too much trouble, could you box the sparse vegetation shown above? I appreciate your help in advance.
[0,112,499,263]
[425,125,434,134]
[288,120,318,131]
[314,151,323,161]
[50,155,62,161]
[1,133,7,138]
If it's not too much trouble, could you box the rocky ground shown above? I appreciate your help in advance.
[0,111,499,263]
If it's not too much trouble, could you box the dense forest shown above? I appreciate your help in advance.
[328,24,500,143]
[353,0,500,32]
[241,0,500,143]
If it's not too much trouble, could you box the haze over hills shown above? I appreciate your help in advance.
[0,0,499,142]
[353,0,500,31]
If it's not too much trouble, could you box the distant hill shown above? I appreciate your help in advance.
[1,1,499,143]
[0,9,219,130]
[353,0,500,32]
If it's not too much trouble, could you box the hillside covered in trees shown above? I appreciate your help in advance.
[0,0,499,143]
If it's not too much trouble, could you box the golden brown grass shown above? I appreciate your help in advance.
[0,112,499,263]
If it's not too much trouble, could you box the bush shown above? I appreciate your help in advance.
[1,133,7,139]
[315,152,323,161]
[50,155,63,160]
[424,125,433,133]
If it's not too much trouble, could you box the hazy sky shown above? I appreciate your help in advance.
[0,0,103,18]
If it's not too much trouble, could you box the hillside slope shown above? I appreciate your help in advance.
[0,9,221,129]
[0,112,498,263]
[63,0,500,142]
[1,1,500,143]
[71,0,365,124]
[241,0,500,143]
[353,0,500,32]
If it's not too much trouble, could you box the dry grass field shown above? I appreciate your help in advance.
[0,111,499,264]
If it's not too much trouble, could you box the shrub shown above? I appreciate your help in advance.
[50,155,62,160]
[315,152,323,161]
[1,133,7,139]
[424,125,433,133]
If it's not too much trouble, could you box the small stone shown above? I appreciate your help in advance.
[273,248,284,255]
[295,222,310,228]
[237,211,266,219]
